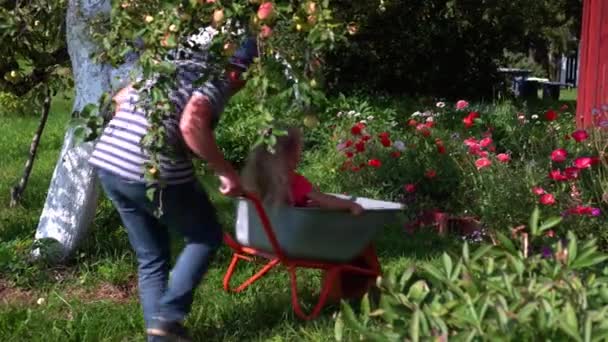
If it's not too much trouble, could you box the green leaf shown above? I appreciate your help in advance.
[529,206,540,236]
[360,293,370,323]
[72,126,87,143]
[559,302,582,342]
[334,312,344,341]
[539,216,562,232]
[146,188,156,202]
[495,232,517,254]
[410,309,420,342]
[442,253,453,278]
[407,280,430,304]
[471,244,493,262]
[463,242,470,264]
[568,231,578,267]
[399,266,415,290]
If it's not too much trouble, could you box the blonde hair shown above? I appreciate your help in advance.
[242,127,303,206]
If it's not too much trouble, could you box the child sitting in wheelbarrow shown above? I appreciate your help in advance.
[241,127,381,301]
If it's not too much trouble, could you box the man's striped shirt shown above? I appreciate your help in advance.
[89,62,230,185]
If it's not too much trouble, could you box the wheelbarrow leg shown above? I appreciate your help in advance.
[223,253,280,293]
[288,266,340,320]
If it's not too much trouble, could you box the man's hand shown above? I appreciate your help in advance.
[218,168,242,197]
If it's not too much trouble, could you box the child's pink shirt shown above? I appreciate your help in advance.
[290,172,314,207]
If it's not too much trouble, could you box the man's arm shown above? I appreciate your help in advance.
[179,93,234,175]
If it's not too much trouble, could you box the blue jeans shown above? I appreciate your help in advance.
[97,169,223,328]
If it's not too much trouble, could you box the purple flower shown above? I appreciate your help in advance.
[591,208,601,217]
[541,246,553,259]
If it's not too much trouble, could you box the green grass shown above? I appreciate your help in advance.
[0,95,453,341]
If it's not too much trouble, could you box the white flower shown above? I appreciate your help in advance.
[337,111,343,117]
[393,140,406,151]
[531,115,539,120]
[367,115,374,121]
[145,15,154,23]
[390,121,398,127]
[517,115,525,120]
[411,111,421,117]
[347,110,356,117]
[436,102,446,108]
[426,117,434,123]
[359,119,367,124]
[422,111,432,117]
[37,298,46,305]
[354,112,361,117]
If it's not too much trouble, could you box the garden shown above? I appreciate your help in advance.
[1,0,608,341]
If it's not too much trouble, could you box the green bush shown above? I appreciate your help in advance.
[336,210,608,341]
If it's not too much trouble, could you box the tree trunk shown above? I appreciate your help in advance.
[33,0,113,261]
[10,88,52,208]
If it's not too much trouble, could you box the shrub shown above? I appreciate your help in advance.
[336,209,608,341]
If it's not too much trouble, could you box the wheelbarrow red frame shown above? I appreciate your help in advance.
[222,192,381,320]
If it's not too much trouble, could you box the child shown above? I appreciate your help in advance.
[241,127,380,301]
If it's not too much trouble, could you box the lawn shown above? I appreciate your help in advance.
[0,95,452,341]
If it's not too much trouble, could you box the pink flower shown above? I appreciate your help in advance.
[551,148,568,162]
[257,2,274,20]
[532,187,545,195]
[259,25,273,39]
[571,130,589,142]
[456,100,469,110]
[574,157,593,169]
[564,167,580,179]
[475,157,492,170]
[416,124,431,137]
[463,138,478,147]
[404,184,416,193]
[496,153,510,163]
[549,169,568,181]
[479,137,493,148]
[539,193,556,206]
[478,151,489,158]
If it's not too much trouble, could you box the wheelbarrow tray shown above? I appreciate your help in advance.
[235,194,403,262]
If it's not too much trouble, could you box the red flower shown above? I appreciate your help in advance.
[404,184,416,193]
[368,159,382,168]
[551,148,568,162]
[545,109,558,121]
[437,145,446,154]
[345,140,353,148]
[351,166,361,172]
[257,1,274,20]
[564,167,579,179]
[425,121,435,128]
[532,187,545,195]
[362,135,372,142]
[488,145,496,153]
[571,129,589,142]
[351,122,365,135]
[408,119,418,127]
[425,169,437,179]
[478,151,489,158]
[549,169,568,181]
[546,229,556,238]
[496,153,510,163]
[568,206,596,216]
[475,157,492,170]
[391,151,401,158]
[378,132,390,140]
[479,137,493,148]
[463,112,479,128]
[380,136,392,147]
[355,141,365,152]
[574,157,593,169]
[345,151,354,158]
[468,144,482,156]
[591,156,601,166]
[539,193,556,206]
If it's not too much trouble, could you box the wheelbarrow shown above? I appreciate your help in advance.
[222,192,403,320]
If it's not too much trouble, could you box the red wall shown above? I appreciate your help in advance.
[577,0,608,128]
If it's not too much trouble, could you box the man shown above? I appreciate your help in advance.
[89,35,257,341]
